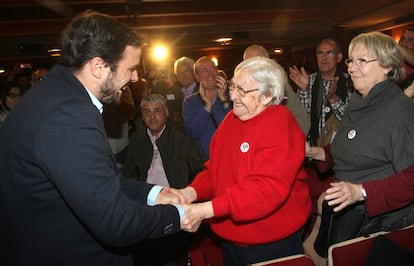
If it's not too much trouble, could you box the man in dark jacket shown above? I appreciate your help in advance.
[0,11,194,266]
[123,94,206,188]
[123,94,207,265]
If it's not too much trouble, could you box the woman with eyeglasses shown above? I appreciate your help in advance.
[306,31,414,257]
[167,56,311,265]
[0,83,23,127]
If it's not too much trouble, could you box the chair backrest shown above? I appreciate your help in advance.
[250,254,315,266]
[328,224,414,266]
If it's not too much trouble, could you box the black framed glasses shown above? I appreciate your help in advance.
[7,93,22,99]
[344,58,378,67]
[228,80,258,97]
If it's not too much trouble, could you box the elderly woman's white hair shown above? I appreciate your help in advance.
[234,56,287,105]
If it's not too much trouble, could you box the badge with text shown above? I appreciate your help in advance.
[347,129,357,140]
[240,142,250,153]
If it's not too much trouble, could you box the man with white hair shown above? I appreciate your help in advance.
[174,56,199,98]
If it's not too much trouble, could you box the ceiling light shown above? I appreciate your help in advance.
[273,48,284,54]
[48,48,62,53]
[48,48,62,57]
[152,45,169,62]
[214,37,232,46]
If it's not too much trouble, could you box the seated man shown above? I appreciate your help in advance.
[122,94,207,265]
[122,94,206,187]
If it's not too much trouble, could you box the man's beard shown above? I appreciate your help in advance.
[99,73,123,105]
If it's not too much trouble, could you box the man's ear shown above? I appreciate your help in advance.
[90,57,107,79]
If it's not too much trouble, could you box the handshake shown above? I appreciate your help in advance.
[155,186,214,233]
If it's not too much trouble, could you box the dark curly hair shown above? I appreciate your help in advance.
[60,10,141,72]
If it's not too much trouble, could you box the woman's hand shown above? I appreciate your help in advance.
[180,201,214,232]
[404,80,414,99]
[305,142,326,161]
[324,181,364,212]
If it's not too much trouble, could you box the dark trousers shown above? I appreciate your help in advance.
[132,231,192,266]
[221,228,304,266]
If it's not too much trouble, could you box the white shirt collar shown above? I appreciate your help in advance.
[84,88,103,114]
[146,124,167,144]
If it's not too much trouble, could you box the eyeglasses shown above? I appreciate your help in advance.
[228,80,258,97]
[316,50,336,57]
[7,93,22,99]
[400,36,414,43]
[344,58,378,67]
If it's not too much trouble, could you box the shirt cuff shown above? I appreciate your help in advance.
[147,185,184,219]
[174,205,185,219]
[147,185,163,206]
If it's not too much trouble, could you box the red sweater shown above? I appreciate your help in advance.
[190,105,311,245]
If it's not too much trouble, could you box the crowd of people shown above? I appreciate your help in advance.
[0,67,48,127]
[1,9,414,266]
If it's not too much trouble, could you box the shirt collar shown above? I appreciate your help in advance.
[146,124,167,144]
[182,81,197,95]
[84,88,103,114]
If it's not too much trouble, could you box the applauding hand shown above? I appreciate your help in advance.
[288,65,309,91]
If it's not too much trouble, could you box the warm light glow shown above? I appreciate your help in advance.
[48,48,62,53]
[0,68,5,74]
[215,37,232,43]
[19,63,31,69]
[48,48,62,57]
[152,45,168,62]
[214,37,232,46]
[394,35,401,43]
[210,56,218,66]
[273,48,284,54]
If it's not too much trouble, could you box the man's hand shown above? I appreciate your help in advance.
[216,74,228,103]
[200,87,214,111]
[161,186,197,204]
[288,65,309,91]
[155,189,182,205]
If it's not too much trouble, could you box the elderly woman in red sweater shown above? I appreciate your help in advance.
[169,56,311,265]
